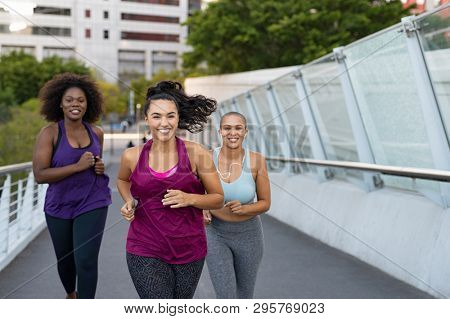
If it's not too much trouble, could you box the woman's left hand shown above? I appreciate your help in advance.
[225,200,246,215]
[94,156,105,175]
[162,189,193,208]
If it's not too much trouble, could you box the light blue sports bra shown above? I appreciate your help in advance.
[213,147,256,204]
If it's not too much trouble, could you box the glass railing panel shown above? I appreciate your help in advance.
[344,26,438,193]
[250,86,284,158]
[416,6,450,142]
[270,74,313,173]
[235,94,259,152]
[301,54,362,181]
[219,100,233,115]
[271,73,313,159]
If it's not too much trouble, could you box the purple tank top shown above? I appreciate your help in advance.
[127,137,207,264]
[44,120,112,219]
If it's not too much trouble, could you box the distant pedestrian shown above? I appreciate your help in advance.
[204,112,271,298]
[117,81,224,299]
[32,73,111,299]
[121,120,129,132]
[127,140,135,148]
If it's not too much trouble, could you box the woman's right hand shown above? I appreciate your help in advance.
[121,199,136,222]
[76,151,95,171]
[203,210,212,226]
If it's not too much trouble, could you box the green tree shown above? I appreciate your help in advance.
[130,69,186,110]
[183,0,412,73]
[0,98,46,166]
[0,52,90,107]
[0,51,41,105]
[39,56,90,87]
[98,81,128,115]
[0,87,15,124]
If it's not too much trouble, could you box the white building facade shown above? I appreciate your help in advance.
[0,0,200,82]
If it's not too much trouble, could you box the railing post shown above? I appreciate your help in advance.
[21,172,34,235]
[266,84,295,173]
[211,111,222,149]
[333,47,381,191]
[246,92,268,156]
[293,69,332,181]
[15,178,23,243]
[218,103,226,117]
[401,15,450,207]
[0,175,11,256]
[36,184,47,226]
[232,97,255,150]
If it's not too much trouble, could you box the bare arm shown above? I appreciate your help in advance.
[92,125,104,158]
[117,147,140,222]
[191,144,224,210]
[240,153,271,216]
[92,126,105,175]
[116,147,138,203]
[32,126,91,184]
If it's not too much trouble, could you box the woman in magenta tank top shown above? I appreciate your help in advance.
[32,73,111,299]
[117,81,224,299]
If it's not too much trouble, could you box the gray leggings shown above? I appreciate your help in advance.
[206,216,264,299]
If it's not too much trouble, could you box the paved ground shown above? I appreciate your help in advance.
[0,152,432,299]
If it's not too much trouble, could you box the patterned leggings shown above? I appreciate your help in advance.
[126,253,205,299]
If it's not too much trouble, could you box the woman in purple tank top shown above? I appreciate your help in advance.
[32,73,111,299]
[117,81,224,299]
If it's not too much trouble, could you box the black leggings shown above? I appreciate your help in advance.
[126,253,205,299]
[45,207,108,299]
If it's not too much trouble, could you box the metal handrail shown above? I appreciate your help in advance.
[0,162,32,175]
[266,156,450,182]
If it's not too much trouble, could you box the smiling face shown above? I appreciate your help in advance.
[145,99,179,142]
[61,87,87,121]
[219,114,248,149]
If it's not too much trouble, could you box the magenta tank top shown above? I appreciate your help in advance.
[127,137,207,264]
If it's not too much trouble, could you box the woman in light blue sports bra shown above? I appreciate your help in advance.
[205,111,271,299]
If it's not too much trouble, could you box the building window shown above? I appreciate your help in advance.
[118,50,146,84]
[85,9,91,18]
[152,51,177,75]
[189,0,201,12]
[121,13,179,23]
[103,11,109,19]
[1,25,72,37]
[32,26,71,37]
[121,31,179,42]
[104,30,109,39]
[85,29,91,38]
[1,45,35,56]
[34,6,71,16]
[43,47,75,60]
[120,0,179,6]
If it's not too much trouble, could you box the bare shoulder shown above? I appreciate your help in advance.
[184,139,210,156]
[40,122,58,134]
[91,125,104,138]
[249,150,266,161]
[122,145,142,163]
[249,151,266,169]
[38,123,58,142]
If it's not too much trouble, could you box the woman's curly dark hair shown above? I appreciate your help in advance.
[144,81,217,133]
[39,73,103,123]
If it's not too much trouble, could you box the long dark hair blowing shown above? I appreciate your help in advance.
[145,81,217,133]
[39,73,103,123]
